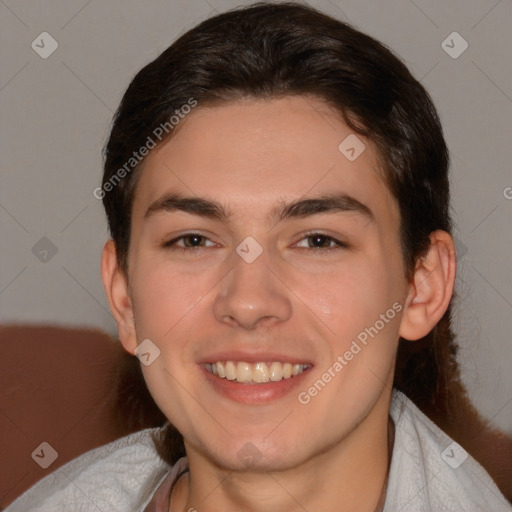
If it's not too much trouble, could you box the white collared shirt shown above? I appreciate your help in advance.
[5,390,511,511]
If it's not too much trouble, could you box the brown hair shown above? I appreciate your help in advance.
[104,2,469,464]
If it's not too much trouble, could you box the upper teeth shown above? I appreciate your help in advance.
[205,361,309,383]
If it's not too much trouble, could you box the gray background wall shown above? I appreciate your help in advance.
[1,0,511,433]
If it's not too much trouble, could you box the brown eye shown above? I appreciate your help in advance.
[182,234,206,247]
[307,234,333,248]
[294,232,348,254]
[163,233,216,252]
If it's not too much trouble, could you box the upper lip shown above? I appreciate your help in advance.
[197,350,313,365]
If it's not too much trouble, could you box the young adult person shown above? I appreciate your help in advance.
[6,2,511,511]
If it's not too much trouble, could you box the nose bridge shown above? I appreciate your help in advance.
[213,243,292,329]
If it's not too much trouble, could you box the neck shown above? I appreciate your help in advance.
[171,392,394,512]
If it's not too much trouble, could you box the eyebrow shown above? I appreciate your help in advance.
[144,192,375,224]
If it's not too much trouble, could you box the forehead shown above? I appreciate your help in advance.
[132,96,398,227]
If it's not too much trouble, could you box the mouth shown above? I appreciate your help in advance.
[204,361,311,384]
[201,358,313,404]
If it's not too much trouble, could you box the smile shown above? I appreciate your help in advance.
[205,361,311,384]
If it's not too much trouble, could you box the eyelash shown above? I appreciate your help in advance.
[162,232,348,255]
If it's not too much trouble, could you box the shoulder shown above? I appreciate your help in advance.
[385,389,511,512]
[5,427,170,512]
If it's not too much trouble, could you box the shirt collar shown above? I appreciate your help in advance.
[143,456,188,512]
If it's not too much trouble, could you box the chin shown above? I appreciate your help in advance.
[200,437,311,473]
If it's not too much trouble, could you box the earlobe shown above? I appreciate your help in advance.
[399,230,456,341]
[101,240,138,355]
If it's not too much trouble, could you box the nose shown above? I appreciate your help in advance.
[213,249,293,330]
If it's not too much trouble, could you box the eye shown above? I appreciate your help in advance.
[162,233,217,252]
[295,232,347,253]
[162,232,347,255]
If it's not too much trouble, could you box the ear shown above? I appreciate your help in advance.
[101,239,137,355]
[399,230,457,341]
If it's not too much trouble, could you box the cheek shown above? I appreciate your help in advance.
[130,260,208,343]
[130,264,207,426]
[293,258,396,344]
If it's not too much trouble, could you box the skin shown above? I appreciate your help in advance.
[102,96,456,511]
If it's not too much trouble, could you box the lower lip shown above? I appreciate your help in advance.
[200,365,311,404]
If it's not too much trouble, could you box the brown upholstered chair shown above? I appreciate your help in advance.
[0,324,160,509]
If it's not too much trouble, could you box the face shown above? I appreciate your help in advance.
[124,96,409,471]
